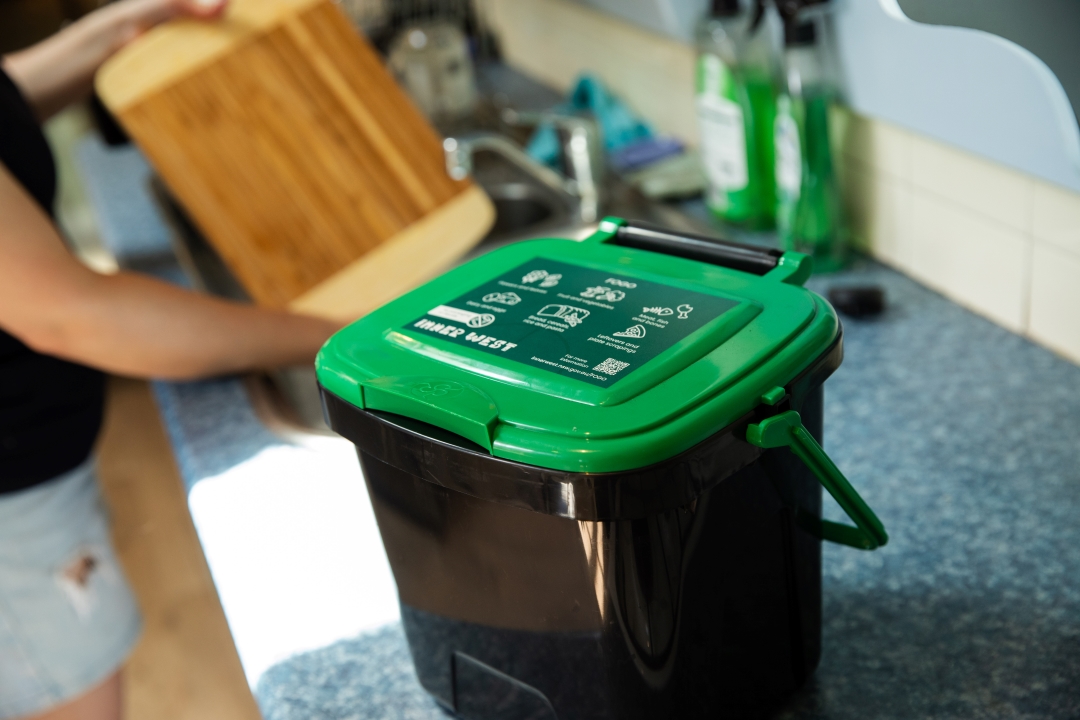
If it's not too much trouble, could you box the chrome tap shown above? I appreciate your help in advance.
[444,110,605,223]
[502,110,604,224]
[444,134,575,195]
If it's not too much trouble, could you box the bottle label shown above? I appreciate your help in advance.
[774,102,801,199]
[696,54,748,193]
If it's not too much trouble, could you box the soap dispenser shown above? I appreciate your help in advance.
[773,13,847,272]
[695,0,778,230]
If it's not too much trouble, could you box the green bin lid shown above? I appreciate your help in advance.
[316,218,839,473]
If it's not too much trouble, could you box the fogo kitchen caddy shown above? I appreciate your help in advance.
[316,218,888,719]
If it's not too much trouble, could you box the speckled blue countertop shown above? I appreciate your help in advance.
[255,260,1080,720]
[76,75,1080,719]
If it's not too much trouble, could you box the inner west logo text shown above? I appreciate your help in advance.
[413,319,518,352]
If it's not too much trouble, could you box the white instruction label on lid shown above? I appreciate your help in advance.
[428,305,495,328]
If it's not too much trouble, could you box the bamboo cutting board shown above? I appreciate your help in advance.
[96,0,493,320]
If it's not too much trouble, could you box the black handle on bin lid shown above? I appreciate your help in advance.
[612,220,783,275]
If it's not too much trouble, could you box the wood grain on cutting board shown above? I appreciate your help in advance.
[96,0,492,313]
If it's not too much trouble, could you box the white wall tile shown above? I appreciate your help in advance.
[842,159,913,272]
[910,134,1033,233]
[909,190,1030,332]
[481,0,700,144]
[835,112,912,182]
[1032,179,1080,258]
[1028,243,1080,364]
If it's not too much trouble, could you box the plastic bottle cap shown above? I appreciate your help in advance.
[785,20,817,46]
[710,0,741,17]
[826,285,886,318]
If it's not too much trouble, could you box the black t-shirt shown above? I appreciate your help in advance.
[1,67,106,493]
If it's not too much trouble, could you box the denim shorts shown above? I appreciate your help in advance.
[0,460,142,718]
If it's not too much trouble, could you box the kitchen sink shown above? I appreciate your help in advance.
[468,148,576,243]
[488,185,558,235]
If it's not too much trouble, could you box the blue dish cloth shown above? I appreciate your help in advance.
[525,74,657,166]
[609,136,685,173]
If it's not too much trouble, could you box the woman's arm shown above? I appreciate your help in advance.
[0,164,340,379]
[1,0,224,120]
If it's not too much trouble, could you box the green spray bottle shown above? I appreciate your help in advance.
[773,13,847,272]
[695,0,779,229]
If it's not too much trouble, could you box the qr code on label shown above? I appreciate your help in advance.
[593,358,630,375]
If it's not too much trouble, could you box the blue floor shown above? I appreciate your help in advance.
[256,260,1080,719]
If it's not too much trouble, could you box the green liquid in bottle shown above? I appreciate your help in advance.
[697,59,777,230]
[775,91,847,272]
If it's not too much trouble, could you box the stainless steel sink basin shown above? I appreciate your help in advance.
[488,184,558,235]
[469,150,576,241]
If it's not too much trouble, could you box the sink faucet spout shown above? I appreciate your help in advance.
[444,117,603,224]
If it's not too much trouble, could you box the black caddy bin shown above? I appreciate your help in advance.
[316,219,888,719]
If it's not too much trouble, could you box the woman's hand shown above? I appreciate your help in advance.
[2,0,228,120]
[103,0,229,50]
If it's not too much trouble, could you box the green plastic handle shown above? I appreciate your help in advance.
[746,410,889,550]
[362,376,499,451]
